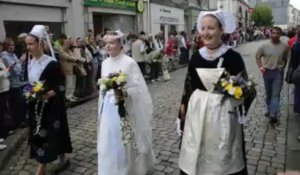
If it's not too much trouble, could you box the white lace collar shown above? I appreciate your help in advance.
[199,44,230,61]
[28,54,55,83]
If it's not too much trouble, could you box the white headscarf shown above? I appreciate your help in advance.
[29,25,55,59]
[197,10,237,34]
[103,30,124,41]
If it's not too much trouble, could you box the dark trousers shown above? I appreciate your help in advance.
[75,75,86,98]
[179,47,189,65]
[8,87,27,128]
[150,62,161,80]
[0,92,8,138]
[294,85,300,114]
[263,69,284,118]
[137,62,146,75]
[85,64,93,95]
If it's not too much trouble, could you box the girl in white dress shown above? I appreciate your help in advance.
[97,31,155,175]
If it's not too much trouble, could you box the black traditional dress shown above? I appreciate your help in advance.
[28,55,72,164]
[179,45,251,175]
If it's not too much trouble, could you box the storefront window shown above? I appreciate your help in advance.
[170,25,176,33]
[93,13,135,35]
[4,21,63,40]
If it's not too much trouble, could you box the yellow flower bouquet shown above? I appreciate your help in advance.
[23,81,48,135]
[23,81,47,102]
[215,71,256,101]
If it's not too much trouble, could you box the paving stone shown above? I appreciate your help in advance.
[272,162,285,169]
[266,166,276,174]
[261,155,271,161]
[254,144,263,149]
[247,159,258,166]
[163,167,174,173]
[248,151,261,157]
[258,160,271,166]
[246,155,260,161]
[257,165,267,173]
[153,171,165,175]
[248,169,256,175]
[17,171,30,175]
[158,155,170,161]
[73,166,87,173]
[272,157,286,164]
[262,151,276,157]
[160,151,172,156]
[155,165,165,171]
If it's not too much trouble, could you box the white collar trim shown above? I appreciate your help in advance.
[199,44,230,61]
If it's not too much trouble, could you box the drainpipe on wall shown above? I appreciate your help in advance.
[147,0,150,34]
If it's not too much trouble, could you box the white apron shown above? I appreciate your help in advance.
[179,58,245,175]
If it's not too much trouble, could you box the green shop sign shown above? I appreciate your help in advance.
[84,0,137,11]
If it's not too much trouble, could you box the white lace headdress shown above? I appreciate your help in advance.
[103,30,124,41]
[29,25,55,59]
[197,10,237,34]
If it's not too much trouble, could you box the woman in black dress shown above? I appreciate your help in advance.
[178,10,255,175]
[25,25,72,175]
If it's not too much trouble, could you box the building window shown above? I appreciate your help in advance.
[197,0,201,6]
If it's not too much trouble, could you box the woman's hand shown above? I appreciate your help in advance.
[20,53,28,63]
[46,90,56,99]
[7,64,14,72]
[180,104,186,120]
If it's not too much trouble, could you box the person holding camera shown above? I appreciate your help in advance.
[0,50,14,150]
[1,38,27,129]
[59,38,78,102]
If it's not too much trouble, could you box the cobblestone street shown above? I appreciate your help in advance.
[0,41,291,175]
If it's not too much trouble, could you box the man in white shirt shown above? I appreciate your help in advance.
[131,34,147,75]
[178,31,189,64]
[153,34,164,50]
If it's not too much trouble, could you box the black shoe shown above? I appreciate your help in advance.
[19,123,27,128]
[264,112,270,118]
[269,118,278,129]
[52,159,70,173]
[270,118,278,124]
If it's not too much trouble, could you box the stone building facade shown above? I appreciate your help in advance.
[0,0,85,40]
[248,0,290,26]
[217,0,251,29]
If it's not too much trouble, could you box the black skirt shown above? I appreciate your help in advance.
[28,96,72,164]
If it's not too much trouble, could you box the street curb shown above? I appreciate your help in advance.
[0,128,28,171]
[66,92,99,108]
